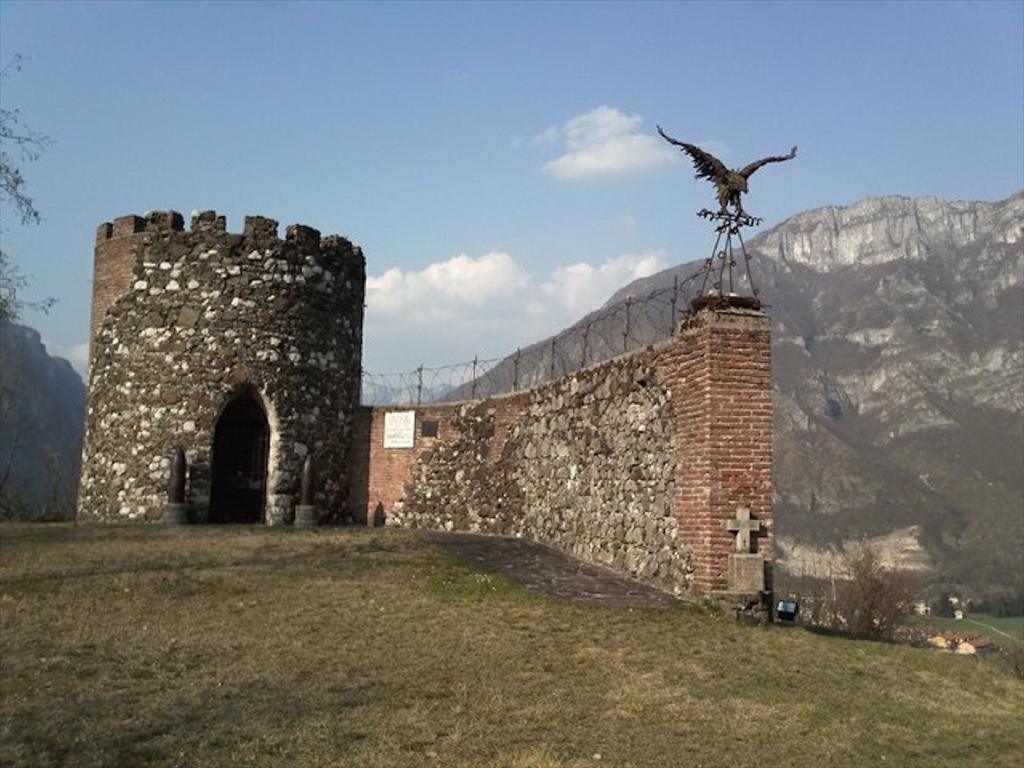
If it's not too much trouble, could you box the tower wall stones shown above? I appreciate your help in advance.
[79,210,365,524]
[90,214,149,357]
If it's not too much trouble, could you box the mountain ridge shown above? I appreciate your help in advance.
[488,191,1024,598]
[0,319,86,519]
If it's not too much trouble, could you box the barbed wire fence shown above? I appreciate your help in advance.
[360,264,716,406]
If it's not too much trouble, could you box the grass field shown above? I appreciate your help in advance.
[1,524,1022,768]
[907,614,1024,649]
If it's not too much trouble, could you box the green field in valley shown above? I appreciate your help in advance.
[2,524,1023,768]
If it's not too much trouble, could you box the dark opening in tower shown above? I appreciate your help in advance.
[209,390,270,524]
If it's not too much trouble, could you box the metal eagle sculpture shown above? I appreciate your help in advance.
[657,126,797,218]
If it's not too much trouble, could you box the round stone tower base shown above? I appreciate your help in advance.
[294,505,319,529]
[78,209,366,526]
[163,502,191,525]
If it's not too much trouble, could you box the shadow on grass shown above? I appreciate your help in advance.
[803,623,910,647]
[423,530,686,608]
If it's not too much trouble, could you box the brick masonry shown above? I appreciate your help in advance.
[672,308,773,594]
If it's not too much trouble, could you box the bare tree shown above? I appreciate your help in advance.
[0,54,54,320]
[834,542,917,639]
[0,54,58,519]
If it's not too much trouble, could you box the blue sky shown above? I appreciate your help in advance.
[1,0,1022,377]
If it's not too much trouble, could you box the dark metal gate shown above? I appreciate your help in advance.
[209,391,270,524]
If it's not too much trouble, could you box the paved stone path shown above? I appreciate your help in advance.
[424,531,682,607]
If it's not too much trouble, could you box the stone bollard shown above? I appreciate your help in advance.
[293,455,318,529]
[163,446,191,524]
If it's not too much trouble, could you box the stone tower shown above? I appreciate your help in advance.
[79,210,366,524]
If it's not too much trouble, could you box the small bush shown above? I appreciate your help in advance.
[1003,646,1024,679]
[834,542,916,639]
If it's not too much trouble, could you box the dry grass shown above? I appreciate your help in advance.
[1,523,1022,768]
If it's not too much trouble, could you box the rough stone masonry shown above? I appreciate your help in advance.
[347,304,774,597]
[79,211,365,524]
[80,209,773,600]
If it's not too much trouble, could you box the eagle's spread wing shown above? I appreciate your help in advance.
[738,146,798,179]
[657,126,727,182]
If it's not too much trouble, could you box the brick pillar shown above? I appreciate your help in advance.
[662,305,773,596]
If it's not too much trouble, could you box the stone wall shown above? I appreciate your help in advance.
[80,203,772,599]
[391,351,691,593]
[348,306,773,597]
[79,210,365,523]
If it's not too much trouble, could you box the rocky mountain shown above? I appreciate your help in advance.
[469,193,1024,599]
[757,193,1022,595]
[0,319,86,519]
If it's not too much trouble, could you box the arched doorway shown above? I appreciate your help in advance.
[209,389,270,524]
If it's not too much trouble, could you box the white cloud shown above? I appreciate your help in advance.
[537,250,668,316]
[366,252,530,325]
[66,343,90,378]
[44,340,89,381]
[363,248,669,370]
[541,106,677,180]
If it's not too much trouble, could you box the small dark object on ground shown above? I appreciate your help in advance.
[776,599,799,623]
[168,446,186,504]
[163,446,190,524]
[299,455,315,507]
[294,455,318,528]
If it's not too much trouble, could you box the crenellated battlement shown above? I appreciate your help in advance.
[95,212,182,244]
[89,208,365,360]
[94,209,354,252]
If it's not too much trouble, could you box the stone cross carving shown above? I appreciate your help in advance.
[724,506,762,553]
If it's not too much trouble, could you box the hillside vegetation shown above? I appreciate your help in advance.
[1,524,1021,767]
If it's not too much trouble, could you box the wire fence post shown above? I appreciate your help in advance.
[416,365,423,405]
[471,355,478,399]
[670,274,679,335]
[623,297,632,353]
[549,338,556,381]
[513,348,520,392]
[581,323,589,368]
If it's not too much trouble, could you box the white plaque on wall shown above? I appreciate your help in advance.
[383,411,416,448]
